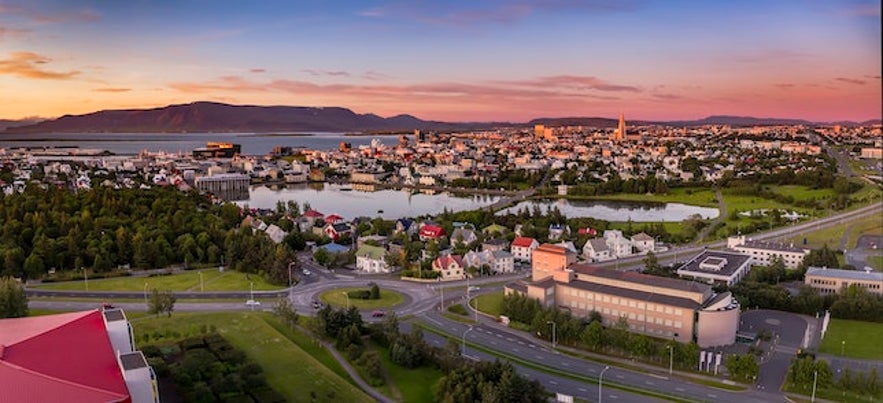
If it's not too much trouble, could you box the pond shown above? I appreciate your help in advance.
[497,199,719,222]
[238,183,501,219]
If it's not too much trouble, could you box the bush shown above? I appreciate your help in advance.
[347,289,372,300]
[447,304,468,316]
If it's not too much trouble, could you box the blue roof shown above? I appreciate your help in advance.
[319,242,350,253]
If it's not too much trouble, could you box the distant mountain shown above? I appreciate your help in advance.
[0,118,44,131]
[4,102,878,134]
[3,102,491,134]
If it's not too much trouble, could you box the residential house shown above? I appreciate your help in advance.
[604,230,633,257]
[355,245,391,273]
[450,228,478,247]
[482,238,509,252]
[548,224,570,241]
[511,237,539,262]
[419,224,446,242]
[631,232,656,254]
[582,238,613,262]
[265,224,287,244]
[432,255,466,280]
[395,218,417,236]
[325,222,353,241]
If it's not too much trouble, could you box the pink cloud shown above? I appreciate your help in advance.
[0,51,79,80]
[835,77,866,85]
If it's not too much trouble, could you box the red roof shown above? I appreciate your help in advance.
[303,210,324,218]
[434,255,464,268]
[420,225,445,238]
[0,310,130,402]
[511,237,537,248]
[324,214,344,223]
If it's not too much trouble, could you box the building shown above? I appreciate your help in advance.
[432,255,466,280]
[355,244,390,273]
[861,147,883,159]
[603,230,633,258]
[0,309,159,403]
[615,112,625,142]
[727,236,809,269]
[481,238,509,252]
[507,263,740,347]
[192,142,241,158]
[582,238,613,262]
[677,250,752,287]
[631,232,656,254]
[194,173,250,201]
[450,228,478,247]
[511,237,539,262]
[804,267,883,295]
[464,250,515,274]
[531,244,577,282]
[419,224,446,242]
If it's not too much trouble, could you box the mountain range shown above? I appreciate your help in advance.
[2,102,879,134]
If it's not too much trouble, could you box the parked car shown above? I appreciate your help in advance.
[245,299,261,307]
[371,310,385,318]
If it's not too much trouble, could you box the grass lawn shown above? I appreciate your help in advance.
[34,269,282,292]
[769,185,836,202]
[608,221,687,238]
[784,215,883,250]
[133,312,370,402]
[470,291,505,317]
[819,319,883,360]
[867,255,883,271]
[846,217,883,249]
[319,287,405,309]
[375,344,443,402]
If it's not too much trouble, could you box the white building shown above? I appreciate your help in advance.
[630,232,656,254]
[582,238,613,262]
[511,237,539,262]
[355,245,390,273]
[677,250,753,287]
[603,230,633,258]
[727,236,809,269]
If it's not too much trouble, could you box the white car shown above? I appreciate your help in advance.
[245,299,261,306]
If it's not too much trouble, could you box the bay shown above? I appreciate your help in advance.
[498,199,719,222]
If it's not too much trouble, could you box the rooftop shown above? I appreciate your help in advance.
[738,239,808,254]
[572,264,712,295]
[563,278,702,310]
[678,250,752,277]
[806,267,883,282]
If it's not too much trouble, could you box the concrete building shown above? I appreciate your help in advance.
[677,250,753,287]
[804,267,883,295]
[531,244,577,282]
[727,235,809,269]
[631,232,656,254]
[194,173,250,201]
[583,238,613,262]
[508,261,739,347]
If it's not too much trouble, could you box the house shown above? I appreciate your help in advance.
[603,230,633,257]
[450,228,478,247]
[355,245,391,273]
[265,224,287,244]
[511,237,539,262]
[419,224,446,241]
[325,222,354,241]
[395,218,417,235]
[482,224,508,236]
[554,241,578,255]
[482,238,509,252]
[324,214,345,224]
[631,232,656,254]
[356,235,387,250]
[548,224,570,241]
[491,250,515,273]
[432,255,466,280]
[0,309,159,402]
[582,238,613,262]
[463,250,493,271]
[298,209,324,231]
[577,227,597,236]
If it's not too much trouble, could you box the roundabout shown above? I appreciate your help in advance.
[318,287,406,310]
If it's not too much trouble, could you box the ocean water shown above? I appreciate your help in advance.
[0,132,406,155]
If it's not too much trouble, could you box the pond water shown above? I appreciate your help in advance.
[497,199,719,222]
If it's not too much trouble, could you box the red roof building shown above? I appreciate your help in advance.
[419,224,445,241]
[324,214,344,224]
[303,209,324,218]
[0,309,158,403]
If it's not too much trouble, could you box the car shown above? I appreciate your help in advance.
[312,301,321,309]
[467,286,480,292]
[371,310,385,318]
[245,299,261,307]
[302,269,311,275]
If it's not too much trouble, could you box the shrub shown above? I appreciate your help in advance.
[447,304,468,316]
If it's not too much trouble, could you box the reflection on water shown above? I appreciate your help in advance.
[498,199,719,222]
[237,183,501,219]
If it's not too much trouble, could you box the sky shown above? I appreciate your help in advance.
[0,0,880,122]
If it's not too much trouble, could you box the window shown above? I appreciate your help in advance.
[628,313,636,320]
[674,321,682,328]
[664,307,673,314]
[665,319,672,327]
[638,314,644,321]
[603,296,610,303]
[628,300,636,308]
[656,305,663,313]
[675,309,683,316]
[638,302,645,309]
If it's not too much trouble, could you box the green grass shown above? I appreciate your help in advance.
[846,217,883,249]
[867,255,883,271]
[784,382,879,403]
[769,185,837,202]
[441,312,477,324]
[470,291,504,318]
[819,319,883,360]
[319,288,405,309]
[30,296,278,304]
[261,316,359,388]
[375,344,443,402]
[33,269,283,292]
[609,221,687,237]
[132,312,370,402]
[785,215,883,250]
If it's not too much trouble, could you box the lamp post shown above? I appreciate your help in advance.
[82,268,88,291]
[144,283,149,306]
[462,326,473,356]
[599,366,610,403]
[249,282,254,311]
[287,261,296,287]
[342,291,350,310]
[811,370,818,402]
[667,345,674,376]
[547,321,557,348]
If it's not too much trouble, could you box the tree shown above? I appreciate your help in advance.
[273,297,299,328]
[370,283,380,300]
[643,251,660,272]
[0,276,28,318]
[148,289,177,317]
[725,353,759,383]
[313,248,331,267]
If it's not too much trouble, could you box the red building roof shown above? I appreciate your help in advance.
[511,237,537,248]
[303,209,324,218]
[0,310,130,402]
[419,225,445,238]
[324,214,344,223]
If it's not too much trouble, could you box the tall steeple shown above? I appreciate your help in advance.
[616,112,626,141]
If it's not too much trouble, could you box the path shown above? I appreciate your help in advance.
[695,188,726,243]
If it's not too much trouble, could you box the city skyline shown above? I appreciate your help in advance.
[0,0,880,122]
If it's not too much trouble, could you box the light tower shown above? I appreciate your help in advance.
[615,112,626,142]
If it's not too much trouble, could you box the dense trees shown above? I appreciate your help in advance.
[0,276,28,318]
[725,354,759,382]
[435,360,550,403]
[148,289,177,317]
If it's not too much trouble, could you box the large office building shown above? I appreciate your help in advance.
[507,250,740,347]
[0,308,159,403]
[677,249,753,287]
[192,142,241,158]
[727,235,809,269]
[194,173,250,201]
[804,267,883,295]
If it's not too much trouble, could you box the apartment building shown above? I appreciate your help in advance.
[727,235,809,269]
[804,267,883,295]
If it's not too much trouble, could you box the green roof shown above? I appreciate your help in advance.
[483,224,508,234]
[356,244,386,260]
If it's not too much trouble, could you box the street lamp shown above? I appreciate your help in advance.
[82,268,88,291]
[249,282,254,311]
[841,340,846,356]
[144,283,149,306]
[599,366,610,403]
[666,345,674,375]
[342,291,350,310]
[811,370,818,402]
[287,261,296,287]
[546,321,557,349]
[462,326,474,357]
